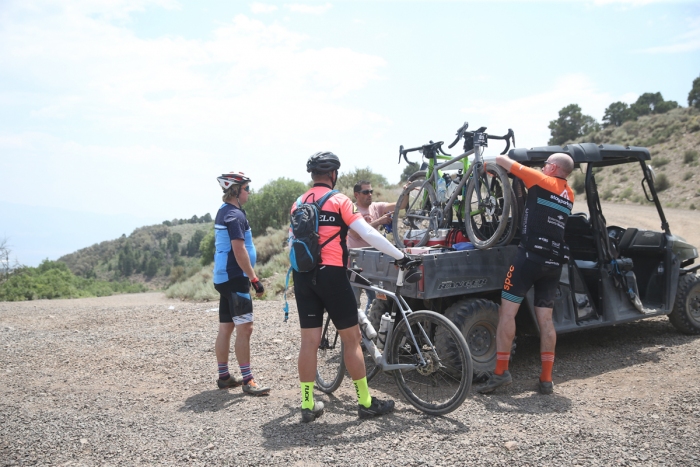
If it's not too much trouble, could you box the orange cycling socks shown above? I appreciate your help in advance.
[495,352,510,375]
[540,352,555,382]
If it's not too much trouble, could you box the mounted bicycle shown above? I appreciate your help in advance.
[315,257,473,415]
[394,123,518,249]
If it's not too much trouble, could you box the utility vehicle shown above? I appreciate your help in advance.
[353,143,700,376]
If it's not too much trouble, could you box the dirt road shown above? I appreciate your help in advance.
[600,202,700,249]
[1,292,699,466]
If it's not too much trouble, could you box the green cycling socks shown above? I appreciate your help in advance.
[300,381,315,410]
[353,376,371,408]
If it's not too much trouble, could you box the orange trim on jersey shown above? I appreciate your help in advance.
[510,162,574,202]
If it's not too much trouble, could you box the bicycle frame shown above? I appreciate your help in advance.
[351,268,434,372]
[402,147,475,231]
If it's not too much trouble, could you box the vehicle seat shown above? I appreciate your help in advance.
[565,213,597,262]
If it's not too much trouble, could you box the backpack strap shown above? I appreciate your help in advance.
[316,189,341,250]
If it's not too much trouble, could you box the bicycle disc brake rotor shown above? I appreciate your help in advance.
[480,195,497,217]
[416,349,439,376]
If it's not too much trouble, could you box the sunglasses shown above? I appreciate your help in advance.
[358,189,373,195]
[242,185,250,192]
[544,161,556,167]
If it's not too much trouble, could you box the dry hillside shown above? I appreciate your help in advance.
[573,107,700,210]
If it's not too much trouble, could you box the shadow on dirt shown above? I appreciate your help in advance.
[258,392,470,451]
[514,317,694,383]
[469,317,698,412]
[178,389,252,413]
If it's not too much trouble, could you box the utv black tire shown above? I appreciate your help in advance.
[443,298,499,374]
[669,273,700,335]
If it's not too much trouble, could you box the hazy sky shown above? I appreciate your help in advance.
[1,0,699,265]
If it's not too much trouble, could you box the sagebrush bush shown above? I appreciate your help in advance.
[257,251,290,279]
[571,172,585,194]
[254,227,288,265]
[653,157,670,167]
[684,149,699,164]
[165,266,217,301]
[655,173,671,191]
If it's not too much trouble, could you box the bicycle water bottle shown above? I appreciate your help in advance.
[357,309,377,339]
[437,176,447,203]
[376,313,391,350]
[445,175,457,200]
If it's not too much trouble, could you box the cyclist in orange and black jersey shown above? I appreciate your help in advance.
[479,153,575,396]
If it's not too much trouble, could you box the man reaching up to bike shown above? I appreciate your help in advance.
[479,153,575,395]
[291,151,410,422]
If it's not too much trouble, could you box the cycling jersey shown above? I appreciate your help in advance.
[213,203,256,284]
[511,162,574,266]
[289,184,363,268]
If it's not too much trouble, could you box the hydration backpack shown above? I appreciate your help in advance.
[289,190,339,273]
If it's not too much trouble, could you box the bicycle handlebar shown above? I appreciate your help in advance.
[391,255,423,271]
[398,141,447,165]
[448,122,516,155]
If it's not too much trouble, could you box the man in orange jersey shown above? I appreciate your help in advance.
[479,153,575,395]
[291,152,410,422]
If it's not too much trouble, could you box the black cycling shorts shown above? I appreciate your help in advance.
[501,247,562,307]
[215,276,253,324]
[293,265,358,330]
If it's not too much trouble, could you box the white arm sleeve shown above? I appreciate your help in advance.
[349,218,404,260]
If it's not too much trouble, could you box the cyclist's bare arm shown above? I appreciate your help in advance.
[231,239,262,295]
[349,218,404,260]
[494,154,516,172]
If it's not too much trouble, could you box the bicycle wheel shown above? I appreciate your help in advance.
[387,310,472,415]
[315,316,345,393]
[392,180,440,248]
[464,165,511,249]
[493,181,518,247]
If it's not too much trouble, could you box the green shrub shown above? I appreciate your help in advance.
[254,227,288,265]
[165,266,217,301]
[199,229,215,266]
[245,178,308,236]
[683,172,693,181]
[257,251,290,280]
[690,204,697,210]
[601,188,614,200]
[684,149,699,164]
[0,259,145,301]
[620,187,633,199]
[653,157,670,167]
[655,173,671,191]
[620,175,628,183]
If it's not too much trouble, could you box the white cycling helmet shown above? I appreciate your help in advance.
[217,171,250,191]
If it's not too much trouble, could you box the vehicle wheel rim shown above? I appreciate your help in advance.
[468,322,495,360]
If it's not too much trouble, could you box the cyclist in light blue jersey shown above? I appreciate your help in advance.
[212,171,270,396]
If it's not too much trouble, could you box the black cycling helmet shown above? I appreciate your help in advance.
[306,151,341,173]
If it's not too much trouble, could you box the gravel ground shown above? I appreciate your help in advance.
[1,292,699,466]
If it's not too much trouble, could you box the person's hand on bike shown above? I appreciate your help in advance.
[395,254,421,270]
[374,212,392,226]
